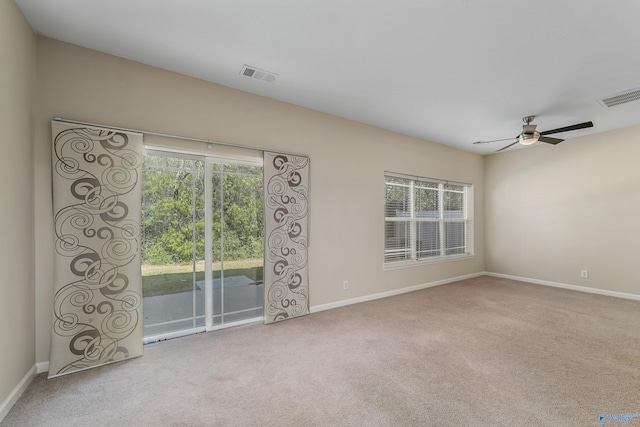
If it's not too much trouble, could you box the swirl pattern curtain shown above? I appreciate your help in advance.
[263,152,310,323]
[49,121,143,377]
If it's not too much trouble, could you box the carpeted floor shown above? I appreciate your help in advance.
[3,276,640,426]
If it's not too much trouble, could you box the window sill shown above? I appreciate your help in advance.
[383,254,475,271]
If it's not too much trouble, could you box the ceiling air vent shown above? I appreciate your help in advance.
[240,65,278,83]
[599,88,640,108]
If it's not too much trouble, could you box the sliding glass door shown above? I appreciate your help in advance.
[141,151,263,340]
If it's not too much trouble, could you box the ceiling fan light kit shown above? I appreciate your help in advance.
[518,131,540,145]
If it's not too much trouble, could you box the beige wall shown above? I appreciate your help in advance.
[0,0,36,407]
[34,38,485,365]
[485,125,640,295]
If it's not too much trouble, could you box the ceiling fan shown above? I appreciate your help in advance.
[473,116,594,152]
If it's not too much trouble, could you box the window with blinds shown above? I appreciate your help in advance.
[384,173,473,266]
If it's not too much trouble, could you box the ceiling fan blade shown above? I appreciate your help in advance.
[496,140,519,152]
[472,136,518,145]
[538,136,564,145]
[540,121,593,136]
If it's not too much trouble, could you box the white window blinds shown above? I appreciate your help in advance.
[384,173,473,266]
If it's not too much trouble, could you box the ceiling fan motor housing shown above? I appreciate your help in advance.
[518,122,540,145]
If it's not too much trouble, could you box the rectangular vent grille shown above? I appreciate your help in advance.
[240,65,278,83]
[599,88,640,108]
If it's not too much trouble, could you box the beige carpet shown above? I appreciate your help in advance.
[3,276,640,426]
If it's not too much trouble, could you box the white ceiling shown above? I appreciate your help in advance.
[15,0,640,154]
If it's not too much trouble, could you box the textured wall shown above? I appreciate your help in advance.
[0,0,36,409]
[34,37,485,366]
[485,125,640,295]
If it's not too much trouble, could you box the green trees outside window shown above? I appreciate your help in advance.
[142,155,263,266]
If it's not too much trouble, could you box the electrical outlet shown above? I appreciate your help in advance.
[343,280,349,290]
[580,270,589,279]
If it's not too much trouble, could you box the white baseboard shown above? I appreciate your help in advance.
[486,272,640,301]
[310,271,485,313]
[310,271,640,315]
[36,361,49,374]
[0,365,36,423]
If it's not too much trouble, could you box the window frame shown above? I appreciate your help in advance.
[383,172,474,269]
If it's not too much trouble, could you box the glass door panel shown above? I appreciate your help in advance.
[211,163,264,326]
[141,152,205,338]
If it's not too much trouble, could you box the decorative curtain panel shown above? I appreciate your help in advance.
[49,121,144,377]
[263,152,310,323]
